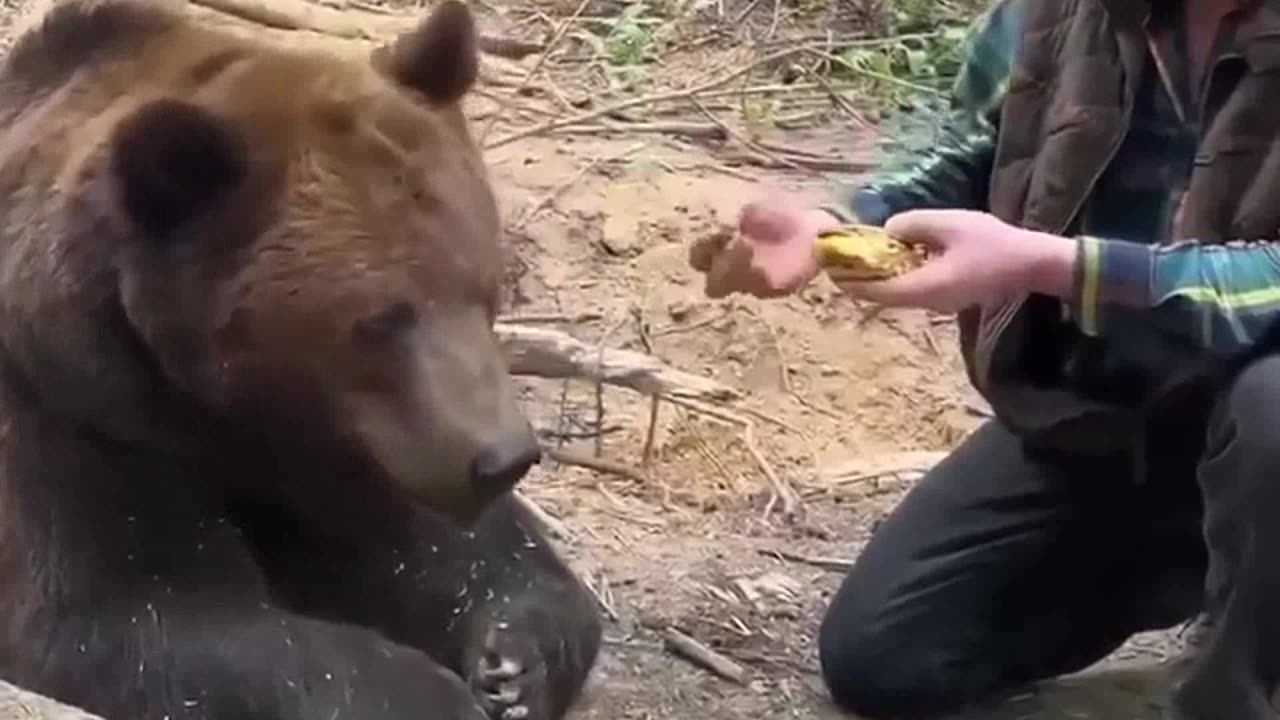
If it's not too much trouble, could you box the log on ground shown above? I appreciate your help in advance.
[0,680,106,720]
[495,323,742,403]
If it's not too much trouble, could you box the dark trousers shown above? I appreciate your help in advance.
[818,356,1280,719]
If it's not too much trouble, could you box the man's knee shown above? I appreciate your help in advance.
[817,595,973,718]
[1226,355,1280,433]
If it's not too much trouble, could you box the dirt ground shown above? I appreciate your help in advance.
[0,0,1196,718]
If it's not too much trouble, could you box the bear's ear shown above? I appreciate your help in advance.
[375,0,478,105]
[109,99,248,240]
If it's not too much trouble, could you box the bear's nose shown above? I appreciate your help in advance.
[471,429,542,496]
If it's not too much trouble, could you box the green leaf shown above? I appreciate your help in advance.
[905,48,928,77]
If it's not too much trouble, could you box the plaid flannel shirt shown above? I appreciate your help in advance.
[825,0,1280,360]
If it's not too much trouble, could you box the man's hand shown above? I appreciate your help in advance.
[690,200,839,299]
[833,209,1078,313]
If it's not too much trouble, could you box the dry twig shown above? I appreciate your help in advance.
[801,451,946,498]
[538,121,728,140]
[512,491,575,543]
[546,446,649,484]
[498,312,603,324]
[688,98,815,176]
[662,628,748,685]
[478,0,593,141]
[496,323,741,403]
[583,571,621,622]
[484,44,819,150]
[758,548,855,572]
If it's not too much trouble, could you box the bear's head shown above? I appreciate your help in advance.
[15,1,539,522]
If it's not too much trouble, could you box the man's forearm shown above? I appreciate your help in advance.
[1062,235,1280,354]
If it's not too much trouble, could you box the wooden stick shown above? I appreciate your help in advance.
[687,98,816,177]
[546,447,649,484]
[662,628,748,685]
[582,572,621,622]
[497,312,603,325]
[532,121,728,140]
[495,323,742,403]
[478,0,593,141]
[758,548,854,572]
[0,680,106,720]
[483,44,818,150]
[641,395,660,469]
[511,491,574,542]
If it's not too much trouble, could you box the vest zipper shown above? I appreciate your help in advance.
[975,39,1135,403]
[1196,53,1236,145]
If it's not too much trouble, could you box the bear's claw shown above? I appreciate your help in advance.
[470,624,547,720]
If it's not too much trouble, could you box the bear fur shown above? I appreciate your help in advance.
[0,2,602,719]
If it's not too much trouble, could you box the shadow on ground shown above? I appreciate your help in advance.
[953,665,1170,720]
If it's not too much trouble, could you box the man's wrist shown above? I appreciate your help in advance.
[1024,230,1078,299]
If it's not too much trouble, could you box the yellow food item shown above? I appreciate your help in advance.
[814,225,927,280]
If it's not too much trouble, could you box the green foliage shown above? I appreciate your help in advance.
[604,3,659,67]
[856,1,991,178]
[832,0,985,110]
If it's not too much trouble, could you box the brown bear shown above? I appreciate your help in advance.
[0,2,601,720]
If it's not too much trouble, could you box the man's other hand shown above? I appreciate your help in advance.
[689,200,839,299]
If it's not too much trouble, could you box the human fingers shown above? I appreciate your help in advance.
[883,209,971,251]
[703,236,754,299]
[689,225,734,273]
[738,201,798,245]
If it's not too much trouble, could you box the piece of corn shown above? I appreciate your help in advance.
[814,225,927,280]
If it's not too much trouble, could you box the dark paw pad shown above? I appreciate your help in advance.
[469,623,549,720]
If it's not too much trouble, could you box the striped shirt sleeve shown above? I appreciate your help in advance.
[1073,236,1280,354]
[823,0,1025,225]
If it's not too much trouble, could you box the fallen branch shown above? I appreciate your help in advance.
[497,312,604,324]
[546,446,649,484]
[511,491,574,543]
[662,628,748,685]
[478,0,592,141]
[801,450,946,498]
[484,44,819,150]
[495,323,742,403]
[687,98,815,177]
[758,548,854,572]
[0,680,105,720]
[538,121,728,140]
[716,148,872,173]
[824,451,946,485]
[583,571,621,622]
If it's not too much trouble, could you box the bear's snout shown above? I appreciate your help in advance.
[469,424,542,497]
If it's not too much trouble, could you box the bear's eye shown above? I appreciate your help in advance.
[353,301,418,345]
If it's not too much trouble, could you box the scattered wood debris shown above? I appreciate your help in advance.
[661,628,749,685]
